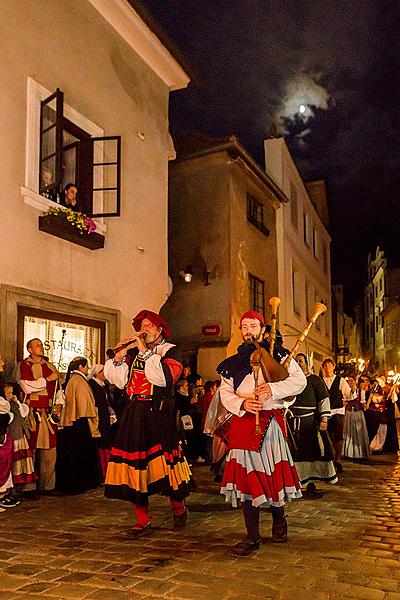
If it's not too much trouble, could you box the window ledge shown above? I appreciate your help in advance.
[247,216,270,236]
[21,186,107,235]
[38,214,105,250]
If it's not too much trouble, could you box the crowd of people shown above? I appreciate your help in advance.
[0,308,399,557]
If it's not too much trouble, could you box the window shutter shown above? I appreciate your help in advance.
[88,136,121,217]
[39,89,64,196]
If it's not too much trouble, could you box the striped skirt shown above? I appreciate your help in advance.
[12,436,38,485]
[105,399,191,506]
[221,417,302,508]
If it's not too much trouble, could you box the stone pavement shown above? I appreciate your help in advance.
[2,456,400,600]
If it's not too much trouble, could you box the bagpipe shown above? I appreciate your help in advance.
[209,298,327,447]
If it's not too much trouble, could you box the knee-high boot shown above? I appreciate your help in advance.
[271,506,287,543]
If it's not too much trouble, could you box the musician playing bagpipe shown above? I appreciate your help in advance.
[217,310,306,556]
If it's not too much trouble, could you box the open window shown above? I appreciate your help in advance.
[39,88,121,217]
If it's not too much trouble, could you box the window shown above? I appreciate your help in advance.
[313,228,320,261]
[290,183,298,229]
[17,306,106,373]
[322,241,328,274]
[247,194,270,236]
[379,278,383,292]
[305,281,311,320]
[249,274,265,315]
[376,315,379,332]
[315,293,322,330]
[38,86,121,217]
[303,213,312,247]
[292,266,301,315]
[366,323,369,341]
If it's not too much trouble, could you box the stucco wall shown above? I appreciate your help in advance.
[165,150,280,378]
[164,154,231,350]
[0,0,171,353]
[265,138,332,367]
[228,160,279,355]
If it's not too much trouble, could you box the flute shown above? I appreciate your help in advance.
[113,333,147,354]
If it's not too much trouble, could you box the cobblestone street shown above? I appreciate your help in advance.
[2,456,400,600]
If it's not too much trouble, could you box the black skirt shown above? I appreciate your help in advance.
[105,398,192,506]
[56,418,100,494]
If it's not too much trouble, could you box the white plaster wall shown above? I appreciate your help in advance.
[0,0,171,341]
[265,138,333,364]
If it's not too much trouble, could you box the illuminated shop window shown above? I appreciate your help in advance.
[18,307,105,373]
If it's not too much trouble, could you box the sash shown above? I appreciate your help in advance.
[228,409,286,452]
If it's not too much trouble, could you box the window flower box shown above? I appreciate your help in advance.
[38,210,105,250]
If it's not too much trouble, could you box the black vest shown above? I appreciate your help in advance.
[327,376,343,410]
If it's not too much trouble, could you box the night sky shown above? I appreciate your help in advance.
[143,0,400,312]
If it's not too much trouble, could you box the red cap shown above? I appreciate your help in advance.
[132,310,171,339]
[240,311,265,326]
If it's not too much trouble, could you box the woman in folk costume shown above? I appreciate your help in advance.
[0,397,17,508]
[342,376,370,460]
[56,357,101,494]
[4,382,38,488]
[104,310,191,538]
[366,377,399,453]
[288,354,337,498]
[217,311,306,556]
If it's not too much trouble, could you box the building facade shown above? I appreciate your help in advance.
[264,137,333,374]
[164,133,286,380]
[0,0,190,377]
[364,247,400,371]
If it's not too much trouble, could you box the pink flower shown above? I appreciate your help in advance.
[85,217,97,234]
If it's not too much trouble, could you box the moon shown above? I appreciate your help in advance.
[299,104,306,114]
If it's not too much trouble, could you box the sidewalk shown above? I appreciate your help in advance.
[1,455,400,599]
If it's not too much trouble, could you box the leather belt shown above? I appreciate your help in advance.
[129,394,153,401]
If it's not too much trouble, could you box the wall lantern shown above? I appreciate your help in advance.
[179,266,193,283]
[179,256,214,286]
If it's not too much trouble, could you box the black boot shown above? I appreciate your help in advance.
[271,507,287,543]
[230,501,261,556]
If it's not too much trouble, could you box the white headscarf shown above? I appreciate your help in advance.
[89,364,104,380]
[0,397,11,414]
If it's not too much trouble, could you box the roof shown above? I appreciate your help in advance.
[171,131,289,205]
[127,0,199,85]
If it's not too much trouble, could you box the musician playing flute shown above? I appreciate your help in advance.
[104,310,191,538]
[217,311,306,556]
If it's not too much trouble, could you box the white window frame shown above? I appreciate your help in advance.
[292,264,301,316]
[21,77,106,234]
[290,182,298,230]
[303,212,312,248]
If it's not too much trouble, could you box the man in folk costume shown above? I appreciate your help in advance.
[17,338,61,492]
[217,311,306,556]
[288,354,337,499]
[320,358,351,473]
[104,310,191,538]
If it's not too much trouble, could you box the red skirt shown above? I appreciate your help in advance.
[221,415,301,508]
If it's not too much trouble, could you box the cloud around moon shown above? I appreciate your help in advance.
[275,72,332,134]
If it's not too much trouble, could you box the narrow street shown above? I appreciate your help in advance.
[1,456,400,600]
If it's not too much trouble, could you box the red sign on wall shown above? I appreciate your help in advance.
[201,325,222,336]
